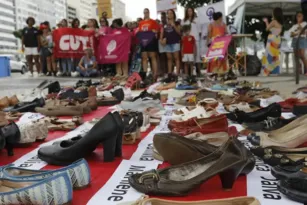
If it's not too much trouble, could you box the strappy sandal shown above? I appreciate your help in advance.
[125,72,142,90]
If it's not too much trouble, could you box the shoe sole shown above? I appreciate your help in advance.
[38,153,74,166]
[278,183,307,203]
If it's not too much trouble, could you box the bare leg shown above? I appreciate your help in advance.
[184,63,189,75]
[166,52,173,74]
[26,55,34,73]
[141,52,148,72]
[173,51,180,75]
[149,52,158,79]
[51,55,57,72]
[33,55,41,73]
[116,63,122,76]
[122,62,129,76]
[300,49,307,74]
[46,56,52,72]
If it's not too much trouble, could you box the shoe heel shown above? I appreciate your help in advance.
[123,132,137,145]
[102,137,117,162]
[115,132,123,157]
[136,128,141,139]
[241,158,256,175]
[219,168,240,191]
[5,142,14,156]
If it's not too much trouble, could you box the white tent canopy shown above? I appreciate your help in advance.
[228,0,301,16]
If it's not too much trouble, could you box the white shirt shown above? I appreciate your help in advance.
[181,17,201,41]
[289,22,307,38]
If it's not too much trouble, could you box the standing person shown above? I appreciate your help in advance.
[112,18,130,77]
[289,11,307,75]
[207,12,228,75]
[58,19,73,77]
[182,8,201,75]
[40,24,57,76]
[86,19,99,31]
[158,11,168,76]
[70,18,81,77]
[160,9,181,74]
[261,7,283,76]
[76,48,98,77]
[138,8,159,79]
[98,17,112,76]
[182,25,196,75]
[72,18,80,29]
[22,17,41,77]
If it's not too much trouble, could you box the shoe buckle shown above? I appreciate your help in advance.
[138,172,159,184]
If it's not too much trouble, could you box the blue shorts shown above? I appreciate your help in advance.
[292,37,307,49]
[164,43,180,53]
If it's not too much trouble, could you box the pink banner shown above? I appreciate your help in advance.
[98,30,131,64]
[206,35,232,61]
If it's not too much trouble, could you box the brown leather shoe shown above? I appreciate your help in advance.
[8,95,19,106]
[124,196,261,205]
[153,133,217,165]
[0,97,10,110]
[35,106,84,116]
[80,97,97,112]
[129,138,255,196]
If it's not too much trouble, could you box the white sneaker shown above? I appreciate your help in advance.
[38,73,45,77]
[56,72,63,77]
[33,72,38,78]
[27,72,33,77]
[71,71,80,77]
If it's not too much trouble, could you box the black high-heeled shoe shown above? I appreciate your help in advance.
[38,112,122,165]
[0,122,21,156]
[226,103,282,124]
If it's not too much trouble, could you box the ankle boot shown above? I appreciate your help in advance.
[38,112,119,165]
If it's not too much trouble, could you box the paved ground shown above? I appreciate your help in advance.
[1,72,307,98]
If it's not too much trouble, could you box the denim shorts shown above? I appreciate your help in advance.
[292,37,307,49]
[164,43,180,53]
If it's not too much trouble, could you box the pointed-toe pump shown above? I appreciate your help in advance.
[129,138,255,196]
[38,112,121,165]
[249,124,307,148]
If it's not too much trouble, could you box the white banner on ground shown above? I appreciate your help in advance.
[156,0,177,12]
[239,138,302,205]
[18,112,45,124]
[196,2,226,25]
[87,160,160,205]
[130,141,162,164]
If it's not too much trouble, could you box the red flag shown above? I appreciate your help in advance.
[53,28,95,58]
[98,29,131,64]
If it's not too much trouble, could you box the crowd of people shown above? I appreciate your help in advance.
[21,7,307,79]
